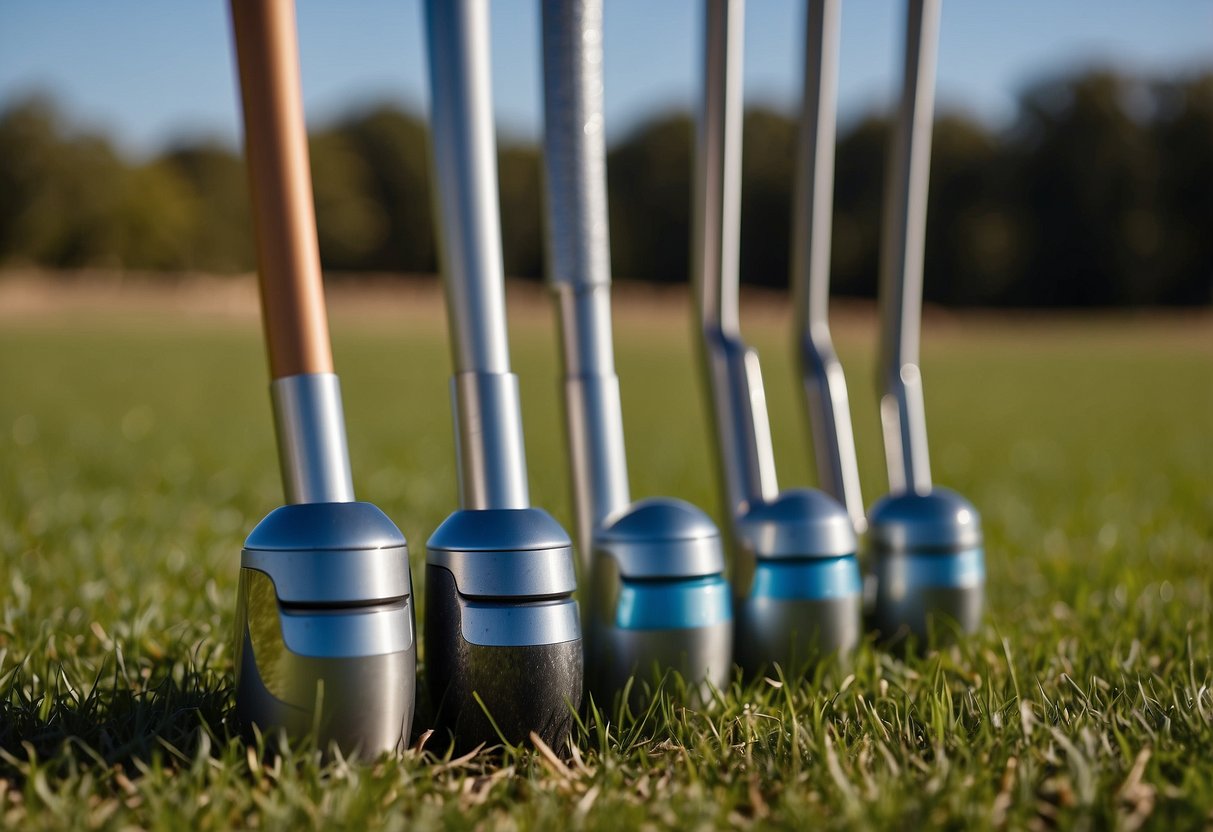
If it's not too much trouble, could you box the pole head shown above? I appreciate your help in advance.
[234,502,416,757]
[733,488,863,675]
[588,498,733,707]
[425,508,582,754]
[868,486,985,645]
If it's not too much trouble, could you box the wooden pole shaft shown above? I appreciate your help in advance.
[231,0,333,378]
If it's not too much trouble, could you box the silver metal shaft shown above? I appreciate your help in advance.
[792,0,864,532]
[694,0,779,523]
[541,0,630,567]
[878,0,939,496]
[425,0,529,510]
[271,373,355,504]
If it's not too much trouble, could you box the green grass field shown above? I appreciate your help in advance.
[1,286,1210,829]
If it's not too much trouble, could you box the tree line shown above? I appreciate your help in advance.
[1,68,1210,307]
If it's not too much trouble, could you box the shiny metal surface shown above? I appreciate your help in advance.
[870,549,984,641]
[541,0,732,700]
[599,619,733,707]
[878,0,940,496]
[269,373,354,504]
[241,548,409,605]
[425,0,510,378]
[791,0,865,532]
[427,0,530,513]
[868,1,985,644]
[735,594,861,672]
[451,372,529,510]
[426,508,577,599]
[235,558,415,756]
[424,0,583,748]
[230,0,416,757]
[596,498,726,579]
[540,0,632,566]
[459,596,583,648]
[426,563,582,752]
[867,488,982,552]
[694,0,779,522]
[271,375,354,504]
[695,0,862,672]
[243,500,407,552]
[735,489,857,561]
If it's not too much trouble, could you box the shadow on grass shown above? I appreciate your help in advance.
[0,650,232,782]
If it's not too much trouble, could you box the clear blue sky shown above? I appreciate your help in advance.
[0,1,1208,158]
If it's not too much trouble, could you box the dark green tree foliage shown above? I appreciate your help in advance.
[1,69,1210,307]
[606,115,694,286]
[160,143,253,272]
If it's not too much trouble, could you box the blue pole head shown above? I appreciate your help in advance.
[733,488,863,674]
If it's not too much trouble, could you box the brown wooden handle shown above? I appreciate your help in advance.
[231,0,333,378]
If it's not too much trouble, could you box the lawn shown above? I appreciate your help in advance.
[1,280,1210,829]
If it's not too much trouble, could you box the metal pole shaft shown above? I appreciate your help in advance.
[425,0,529,510]
[792,0,865,531]
[231,0,353,504]
[878,0,938,495]
[541,0,630,565]
[694,0,779,520]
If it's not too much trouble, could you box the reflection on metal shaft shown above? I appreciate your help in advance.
[878,0,940,495]
[426,0,530,509]
[791,0,866,532]
[694,0,780,526]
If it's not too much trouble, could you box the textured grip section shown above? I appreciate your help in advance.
[426,567,582,754]
[541,0,611,290]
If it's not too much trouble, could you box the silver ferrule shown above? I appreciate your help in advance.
[878,0,939,495]
[541,0,631,561]
[694,0,779,523]
[270,373,355,504]
[564,362,630,572]
[451,372,530,510]
[791,0,865,531]
[425,0,511,376]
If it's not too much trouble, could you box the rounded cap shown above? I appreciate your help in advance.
[868,487,983,553]
[426,508,576,599]
[601,497,718,543]
[241,502,411,603]
[736,488,856,559]
[597,497,725,579]
[244,501,407,551]
[427,507,570,553]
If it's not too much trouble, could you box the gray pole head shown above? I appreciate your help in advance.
[791,0,866,534]
[229,0,415,757]
[424,0,583,750]
[870,0,985,645]
[234,502,416,755]
[425,508,582,752]
[540,0,732,707]
[694,0,862,675]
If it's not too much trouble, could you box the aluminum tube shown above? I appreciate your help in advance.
[425,0,529,509]
[541,0,630,559]
[270,373,355,504]
[791,0,865,531]
[693,0,779,521]
[877,0,938,495]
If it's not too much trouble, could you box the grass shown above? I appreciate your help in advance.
[1,282,1210,829]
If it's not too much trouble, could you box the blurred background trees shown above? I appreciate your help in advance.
[0,67,1209,307]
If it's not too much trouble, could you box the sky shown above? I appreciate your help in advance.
[0,1,1209,159]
